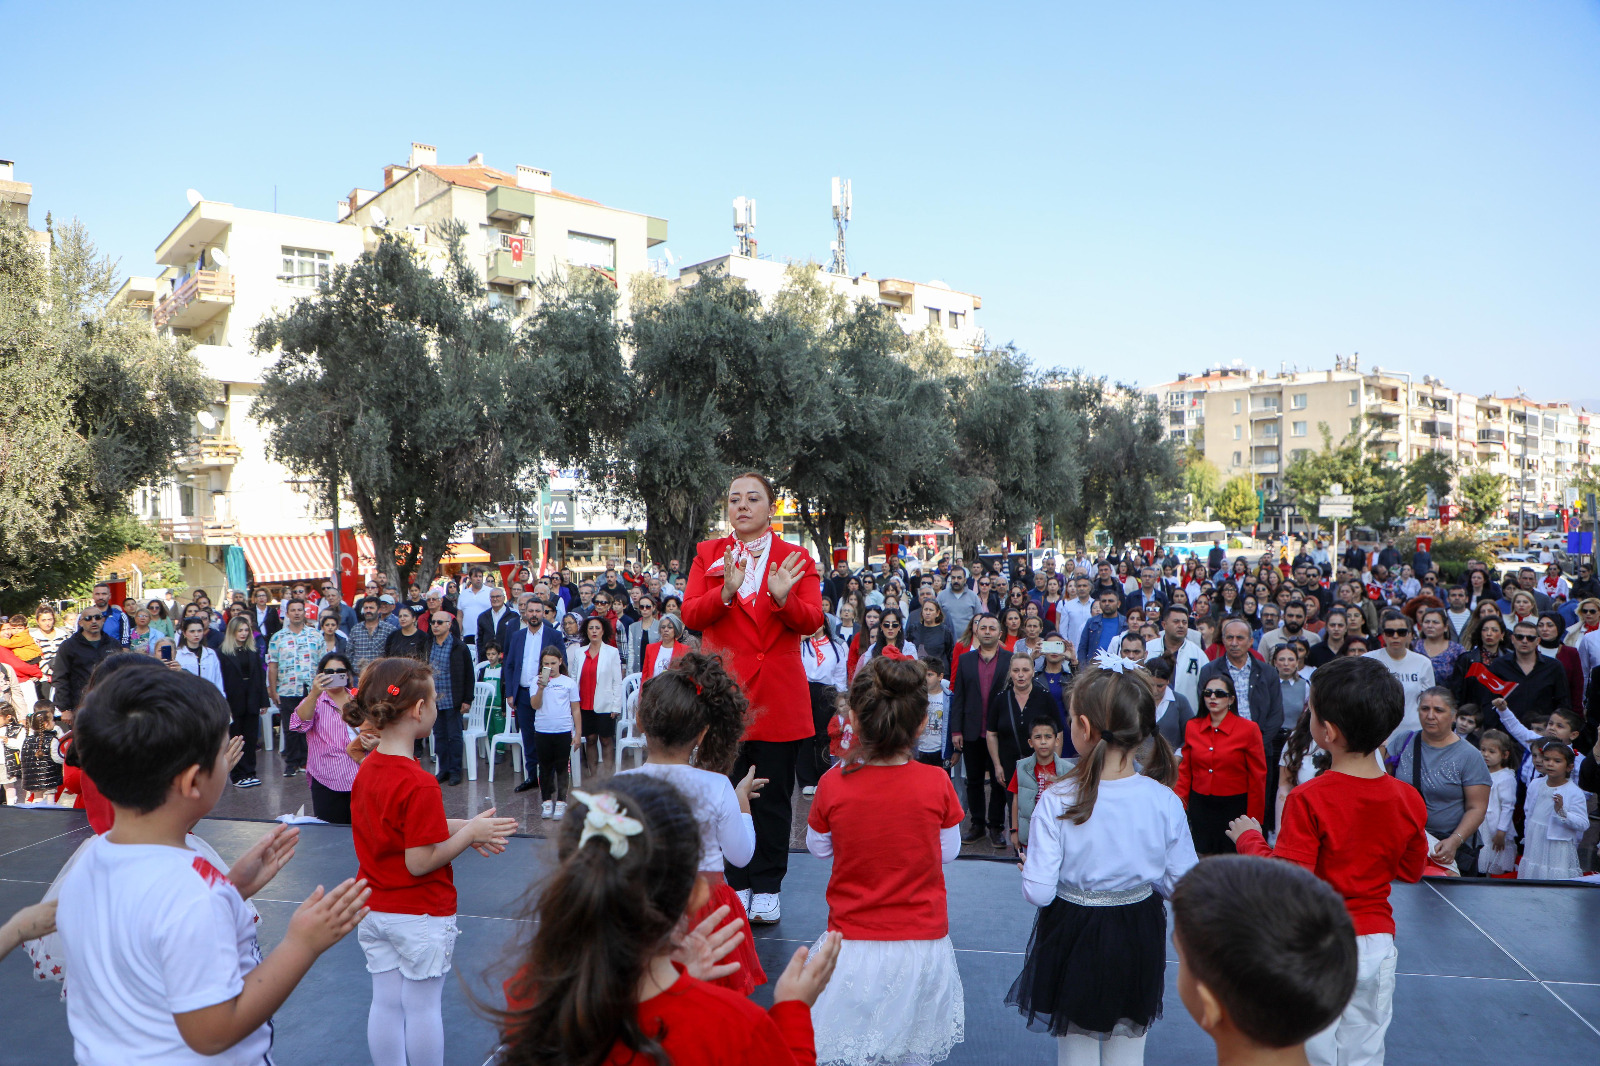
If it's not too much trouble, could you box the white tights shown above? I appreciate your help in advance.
[367,969,445,1066]
[1058,1032,1147,1066]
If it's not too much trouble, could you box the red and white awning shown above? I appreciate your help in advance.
[239,534,376,584]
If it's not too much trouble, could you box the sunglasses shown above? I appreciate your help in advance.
[80,613,104,621]
[880,621,900,628]
[431,620,452,626]
[1511,633,1537,641]
[1383,628,1409,637]
[1202,689,1231,699]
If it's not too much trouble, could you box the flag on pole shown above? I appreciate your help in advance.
[1465,662,1518,700]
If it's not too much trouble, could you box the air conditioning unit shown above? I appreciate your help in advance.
[517,219,531,235]
[515,283,532,300]
[405,224,427,242]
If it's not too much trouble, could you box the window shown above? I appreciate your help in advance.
[281,247,331,287]
[1291,393,1307,409]
[1233,398,1242,414]
[1261,422,1278,439]
[1232,451,1242,466]
[179,484,196,518]
[1234,425,1242,440]
[1291,449,1309,461]
[566,232,616,270]
[947,310,964,328]
[927,307,942,326]
[1258,448,1279,464]
[1292,421,1307,437]
[1350,417,1361,433]
[1348,388,1358,405]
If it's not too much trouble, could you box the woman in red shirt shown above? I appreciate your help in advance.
[1174,671,1266,855]
[500,775,840,1066]
[683,473,824,925]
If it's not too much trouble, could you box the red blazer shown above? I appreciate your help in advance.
[683,534,824,744]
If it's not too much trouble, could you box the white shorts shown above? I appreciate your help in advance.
[357,911,459,980]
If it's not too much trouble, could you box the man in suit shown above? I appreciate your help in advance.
[474,585,515,663]
[500,594,566,794]
[1122,566,1169,618]
[950,613,1012,846]
[250,586,281,642]
[1198,617,1285,827]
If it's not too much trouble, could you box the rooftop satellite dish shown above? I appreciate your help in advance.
[370,207,389,229]
[663,247,678,267]
[208,247,228,268]
[186,188,203,207]
[196,411,218,430]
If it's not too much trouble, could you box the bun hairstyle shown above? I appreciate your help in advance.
[352,657,435,729]
[498,775,701,1066]
[635,650,749,774]
[844,656,929,771]
[1060,667,1177,824]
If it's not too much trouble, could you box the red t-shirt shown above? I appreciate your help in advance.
[579,649,599,710]
[825,714,854,758]
[81,770,113,834]
[1007,757,1062,795]
[351,752,456,915]
[1236,771,1427,936]
[807,761,963,940]
[504,964,815,1066]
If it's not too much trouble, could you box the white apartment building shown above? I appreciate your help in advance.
[111,199,367,594]
[0,159,50,257]
[674,253,985,354]
[1145,367,1252,447]
[340,142,668,324]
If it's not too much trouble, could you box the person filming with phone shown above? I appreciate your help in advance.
[287,651,367,824]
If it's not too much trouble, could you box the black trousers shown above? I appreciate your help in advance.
[229,701,260,781]
[535,731,572,803]
[278,692,308,770]
[1262,730,1288,833]
[513,691,541,788]
[433,702,463,776]
[1188,792,1248,855]
[726,738,801,894]
[309,776,352,825]
[795,682,837,789]
[963,739,1008,831]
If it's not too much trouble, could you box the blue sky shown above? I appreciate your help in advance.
[8,2,1597,398]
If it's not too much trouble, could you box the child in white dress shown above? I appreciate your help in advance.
[1518,742,1589,880]
[1476,731,1518,876]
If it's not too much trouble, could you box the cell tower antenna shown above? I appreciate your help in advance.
[829,177,851,275]
[733,196,757,257]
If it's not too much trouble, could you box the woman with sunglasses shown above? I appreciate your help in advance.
[859,607,917,667]
[1362,610,1435,747]
[1174,671,1265,855]
[1565,597,1600,647]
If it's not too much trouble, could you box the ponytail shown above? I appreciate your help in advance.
[1060,668,1169,824]
[497,776,701,1066]
[353,658,434,729]
[843,657,928,771]
[635,650,749,774]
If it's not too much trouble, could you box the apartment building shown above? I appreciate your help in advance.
[340,142,668,323]
[673,254,985,354]
[110,198,367,593]
[1470,397,1589,512]
[0,159,50,257]
[1145,367,1252,447]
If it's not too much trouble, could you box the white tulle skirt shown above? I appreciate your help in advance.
[810,935,964,1066]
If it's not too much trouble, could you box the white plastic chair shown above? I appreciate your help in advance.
[463,682,494,781]
[615,672,648,773]
[570,743,582,788]
[259,707,277,754]
[488,710,525,783]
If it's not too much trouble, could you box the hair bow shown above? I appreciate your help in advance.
[571,790,644,859]
[1093,649,1145,675]
[386,684,400,696]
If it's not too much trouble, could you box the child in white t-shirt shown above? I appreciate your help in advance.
[58,659,371,1065]
[918,656,951,767]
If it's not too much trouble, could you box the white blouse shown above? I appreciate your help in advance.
[803,637,848,692]
[620,762,755,871]
[1020,774,1197,906]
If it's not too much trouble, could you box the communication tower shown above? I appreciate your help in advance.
[829,177,851,275]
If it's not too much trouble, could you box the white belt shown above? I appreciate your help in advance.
[1055,883,1153,907]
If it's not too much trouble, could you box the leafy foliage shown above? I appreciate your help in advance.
[1457,466,1507,525]
[0,216,211,612]
[1214,476,1259,531]
[1180,446,1221,520]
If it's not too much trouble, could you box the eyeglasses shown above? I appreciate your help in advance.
[1202,689,1231,699]
[1383,627,1410,637]
[1510,633,1537,641]
[880,621,900,628]
[80,613,104,621]
[431,620,452,626]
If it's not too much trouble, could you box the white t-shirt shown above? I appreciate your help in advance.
[534,674,580,733]
[1363,648,1436,747]
[58,836,269,1066]
[455,584,494,631]
[920,688,949,753]
[619,762,755,871]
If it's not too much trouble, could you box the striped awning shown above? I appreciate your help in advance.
[239,534,376,584]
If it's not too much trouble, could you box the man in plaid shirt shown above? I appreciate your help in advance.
[347,596,398,680]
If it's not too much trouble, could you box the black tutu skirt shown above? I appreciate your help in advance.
[1005,891,1166,1038]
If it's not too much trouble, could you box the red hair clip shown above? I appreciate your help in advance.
[387,684,400,696]
[694,682,703,695]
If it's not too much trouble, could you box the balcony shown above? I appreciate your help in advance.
[1249,406,1282,420]
[154,270,234,330]
[487,248,536,286]
[486,185,540,221]
[175,435,242,472]
[158,516,239,545]
[1420,421,1453,438]
[1478,428,1506,445]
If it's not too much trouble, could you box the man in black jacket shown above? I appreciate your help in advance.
[250,587,281,642]
[427,611,476,786]
[950,614,1012,844]
[51,608,122,711]
[474,586,516,663]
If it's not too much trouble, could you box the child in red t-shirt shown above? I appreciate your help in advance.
[351,658,518,1066]
[499,775,841,1065]
[1227,655,1428,1066]
[806,656,967,1065]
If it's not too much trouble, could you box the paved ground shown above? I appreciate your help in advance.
[213,740,1014,858]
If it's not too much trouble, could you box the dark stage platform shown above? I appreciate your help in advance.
[2,807,1597,1065]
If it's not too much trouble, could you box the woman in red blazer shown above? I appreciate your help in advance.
[682,472,823,925]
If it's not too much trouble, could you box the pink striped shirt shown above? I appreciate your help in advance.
[287,691,361,792]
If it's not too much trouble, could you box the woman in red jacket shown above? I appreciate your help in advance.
[683,472,824,926]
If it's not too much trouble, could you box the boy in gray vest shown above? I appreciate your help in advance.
[1009,715,1074,854]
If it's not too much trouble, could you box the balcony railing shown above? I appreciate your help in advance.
[158,516,239,544]
[1478,429,1507,445]
[176,435,243,470]
[153,270,235,329]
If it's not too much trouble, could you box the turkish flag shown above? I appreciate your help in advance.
[498,562,517,588]
[1465,662,1518,700]
[327,529,361,603]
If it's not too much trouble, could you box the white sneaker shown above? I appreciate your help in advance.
[736,888,753,916]
[801,785,816,798]
[553,801,567,820]
[750,892,781,924]
[541,800,554,820]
